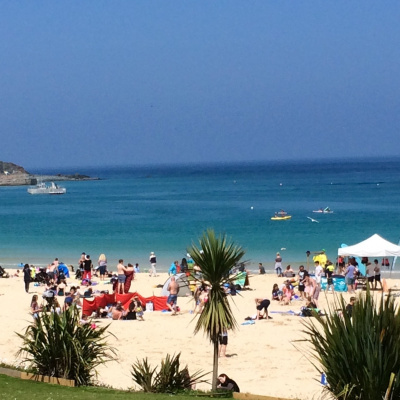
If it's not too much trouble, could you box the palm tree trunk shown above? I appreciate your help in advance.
[212,339,219,391]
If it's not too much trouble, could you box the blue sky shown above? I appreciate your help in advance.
[1,1,400,170]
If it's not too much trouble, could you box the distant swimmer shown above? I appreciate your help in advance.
[307,216,319,223]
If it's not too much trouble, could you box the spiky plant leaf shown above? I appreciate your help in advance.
[188,229,245,390]
[301,291,400,400]
[16,305,116,386]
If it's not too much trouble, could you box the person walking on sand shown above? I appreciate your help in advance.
[149,252,157,277]
[23,263,31,293]
[167,276,180,315]
[117,259,128,294]
[374,259,383,290]
[314,261,323,288]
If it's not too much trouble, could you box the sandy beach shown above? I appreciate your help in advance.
[0,269,398,399]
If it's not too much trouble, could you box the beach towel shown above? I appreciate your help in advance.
[270,310,297,315]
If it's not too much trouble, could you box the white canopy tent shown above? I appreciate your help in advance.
[338,234,400,258]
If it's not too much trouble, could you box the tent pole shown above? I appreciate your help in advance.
[391,237,400,277]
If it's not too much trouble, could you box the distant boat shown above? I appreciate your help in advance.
[313,207,333,214]
[27,181,66,195]
[271,210,292,220]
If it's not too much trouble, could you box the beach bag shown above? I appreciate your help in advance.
[301,307,313,317]
[146,301,154,312]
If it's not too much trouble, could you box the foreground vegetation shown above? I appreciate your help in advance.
[302,291,400,400]
[16,305,115,386]
[131,353,208,393]
[0,374,231,400]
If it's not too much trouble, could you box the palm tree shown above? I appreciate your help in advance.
[188,229,245,391]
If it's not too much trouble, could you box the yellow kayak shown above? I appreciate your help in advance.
[271,215,292,220]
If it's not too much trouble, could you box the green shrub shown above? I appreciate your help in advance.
[301,291,400,400]
[16,305,116,386]
[131,353,208,393]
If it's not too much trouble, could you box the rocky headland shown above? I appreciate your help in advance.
[0,161,98,186]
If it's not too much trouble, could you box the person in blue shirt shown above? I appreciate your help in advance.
[169,260,179,275]
[345,260,357,294]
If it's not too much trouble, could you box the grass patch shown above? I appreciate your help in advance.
[0,374,229,400]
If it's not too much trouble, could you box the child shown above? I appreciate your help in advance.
[135,299,144,321]
[272,283,283,301]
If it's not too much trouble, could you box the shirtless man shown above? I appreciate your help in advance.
[167,276,180,315]
[47,258,59,281]
[117,259,128,294]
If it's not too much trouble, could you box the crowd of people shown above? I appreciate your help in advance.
[22,249,391,394]
[266,253,388,320]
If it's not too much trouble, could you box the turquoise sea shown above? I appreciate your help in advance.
[1,158,400,273]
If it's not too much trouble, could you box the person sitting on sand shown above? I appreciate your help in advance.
[272,283,283,301]
[217,373,240,392]
[283,265,295,277]
[134,299,145,321]
[57,280,67,296]
[305,296,317,309]
[64,286,81,310]
[299,296,320,317]
[255,297,270,320]
[282,281,294,305]
[112,301,126,320]
[258,263,265,274]
[126,299,137,320]
[346,296,356,318]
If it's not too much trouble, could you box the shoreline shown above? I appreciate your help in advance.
[2,257,399,278]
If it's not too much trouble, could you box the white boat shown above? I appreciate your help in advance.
[27,181,66,195]
[313,207,333,214]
